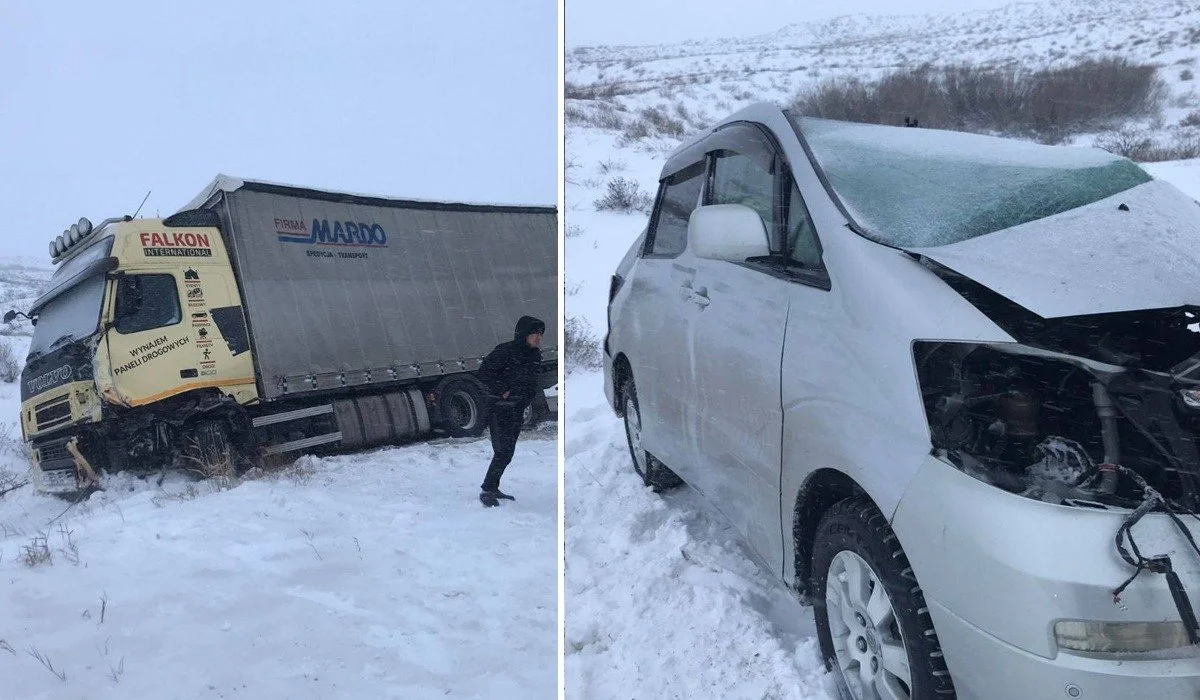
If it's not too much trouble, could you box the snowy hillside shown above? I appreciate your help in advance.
[0,264,558,699]
[565,1,1200,697]
[0,259,52,338]
[568,0,1200,139]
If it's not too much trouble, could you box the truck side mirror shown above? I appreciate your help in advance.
[688,204,770,262]
[3,310,15,324]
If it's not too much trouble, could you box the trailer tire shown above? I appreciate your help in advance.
[437,376,489,438]
[522,391,550,429]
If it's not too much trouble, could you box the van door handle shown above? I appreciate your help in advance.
[689,287,710,308]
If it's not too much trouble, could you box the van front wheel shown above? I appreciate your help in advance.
[811,498,955,700]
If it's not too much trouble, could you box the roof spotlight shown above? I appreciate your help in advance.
[49,241,58,258]
[77,217,92,236]
[68,224,81,244]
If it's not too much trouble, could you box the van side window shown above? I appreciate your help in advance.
[114,274,181,334]
[787,182,823,268]
[711,153,777,249]
[709,124,782,251]
[646,162,705,257]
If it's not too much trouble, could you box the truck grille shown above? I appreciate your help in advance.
[38,441,69,463]
[34,395,71,431]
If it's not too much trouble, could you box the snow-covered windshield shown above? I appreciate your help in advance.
[28,238,113,357]
[790,114,1152,248]
[29,276,105,357]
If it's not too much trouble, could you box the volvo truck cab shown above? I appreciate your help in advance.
[17,213,258,494]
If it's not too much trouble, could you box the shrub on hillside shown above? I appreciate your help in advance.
[1094,128,1200,162]
[594,177,653,214]
[564,316,603,373]
[0,339,20,383]
[793,58,1165,140]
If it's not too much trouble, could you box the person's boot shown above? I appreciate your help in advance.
[491,489,515,501]
[479,490,499,507]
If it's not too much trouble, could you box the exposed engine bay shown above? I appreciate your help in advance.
[916,258,1200,512]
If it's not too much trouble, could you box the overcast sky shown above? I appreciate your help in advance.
[568,0,1027,46]
[0,0,556,261]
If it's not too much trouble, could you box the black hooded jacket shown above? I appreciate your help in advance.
[477,315,545,411]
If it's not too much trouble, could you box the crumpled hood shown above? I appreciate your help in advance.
[905,179,1200,319]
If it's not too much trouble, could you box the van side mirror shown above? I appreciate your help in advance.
[3,310,15,324]
[688,204,770,262]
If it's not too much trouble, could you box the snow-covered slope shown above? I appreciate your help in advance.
[565,2,1200,696]
[0,431,558,699]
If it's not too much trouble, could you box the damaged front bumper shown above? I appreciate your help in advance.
[894,455,1200,699]
[31,435,100,495]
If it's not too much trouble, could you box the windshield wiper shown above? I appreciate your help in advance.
[49,334,77,349]
[745,253,810,277]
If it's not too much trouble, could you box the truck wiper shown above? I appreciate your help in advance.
[49,334,77,349]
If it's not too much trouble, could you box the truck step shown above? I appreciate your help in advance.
[262,431,342,455]
[252,404,334,428]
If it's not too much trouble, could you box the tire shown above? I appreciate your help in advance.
[438,376,489,438]
[812,498,955,700]
[620,378,683,491]
[522,391,550,429]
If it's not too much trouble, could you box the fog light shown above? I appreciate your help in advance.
[1181,389,1200,409]
[1055,620,1191,653]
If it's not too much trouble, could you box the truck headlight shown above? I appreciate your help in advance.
[1054,620,1192,653]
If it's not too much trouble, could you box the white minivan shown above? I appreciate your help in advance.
[603,102,1200,699]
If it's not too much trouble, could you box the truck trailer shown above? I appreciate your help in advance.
[11,176,558,496]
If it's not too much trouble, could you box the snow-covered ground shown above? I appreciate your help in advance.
[0,314,557,699]
[564,2,1200,695]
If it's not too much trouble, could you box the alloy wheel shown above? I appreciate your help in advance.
[825,550,913,700]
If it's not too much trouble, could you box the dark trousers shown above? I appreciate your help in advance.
[481,405,522,491]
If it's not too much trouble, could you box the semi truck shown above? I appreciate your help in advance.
[10,176,557,496]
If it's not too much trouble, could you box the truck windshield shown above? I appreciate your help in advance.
[789,113,1152,248]
[28,237,114,358]
[29,276,106,358]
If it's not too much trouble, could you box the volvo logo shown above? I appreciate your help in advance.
[26,365,72,395]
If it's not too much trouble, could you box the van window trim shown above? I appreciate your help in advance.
[643,161,705,260]
[704,120,832,291]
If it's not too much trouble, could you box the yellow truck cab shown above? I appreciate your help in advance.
[18,214,258,493]
[15,177,557,496]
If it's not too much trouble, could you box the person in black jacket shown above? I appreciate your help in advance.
[476,315,545,507]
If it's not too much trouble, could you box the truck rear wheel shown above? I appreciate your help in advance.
[437,377,489,438]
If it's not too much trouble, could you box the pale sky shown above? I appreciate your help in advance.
[0,0,556,261]
[567,0,1030,46]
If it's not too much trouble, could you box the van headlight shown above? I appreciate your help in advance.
[1054,620,1192,654]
